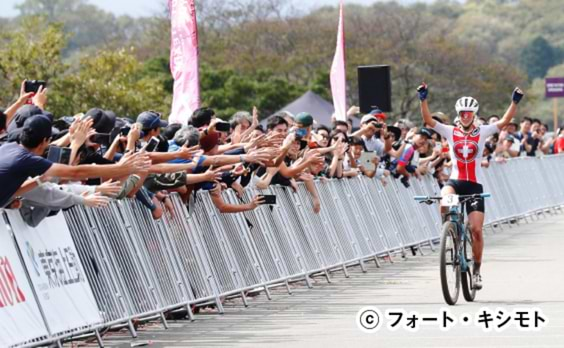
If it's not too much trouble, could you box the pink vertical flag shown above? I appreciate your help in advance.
[169,0,201,125]
[330,0,347,121]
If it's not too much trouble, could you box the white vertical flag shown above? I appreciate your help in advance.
[330,0,347,121]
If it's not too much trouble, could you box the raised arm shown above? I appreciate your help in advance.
[417,83,436,128]
[496,87,524,130]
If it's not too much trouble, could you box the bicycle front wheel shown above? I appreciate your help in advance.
[440,221,460,305]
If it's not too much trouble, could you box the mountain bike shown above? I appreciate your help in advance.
[414,193,491,305]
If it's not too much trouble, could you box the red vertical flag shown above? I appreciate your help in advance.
[330,0,347,121]
[169,0,201,125]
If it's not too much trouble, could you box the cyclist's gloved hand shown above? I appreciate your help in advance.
[512,87,524,104]
[400,176,410,188]
[417,83,428,101]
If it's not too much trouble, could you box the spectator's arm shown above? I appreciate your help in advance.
[328,155,344,178]
[13,178,42,197]
[217,143,241,153]
[148,151,182,164]
[126,123,141,153]
[521,137,532,154]
[430,155,444,169]
[255,167,278,190]
[22,182,85,209]
[209,186,262,213]
[4,87,34,127]
[50,133,71,147]
[351,124,372,138]
[387,142,406,158]
[43,152,149,180]
[148,162,197,174]
[104,135,125,161]
[540,138,553,154]
[203,148,273,168]
[279,155,319,178]
[233,106,259,144]
[303,178,321,214]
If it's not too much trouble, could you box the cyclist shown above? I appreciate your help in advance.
[417,83,524,290]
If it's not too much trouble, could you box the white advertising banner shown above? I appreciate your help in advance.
[0,212,49,348]
[6,210,102,335]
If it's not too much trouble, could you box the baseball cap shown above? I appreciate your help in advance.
[416,127,434,139]
[137,111,168,130]
[23,115,53,141]
[295,112,314,127]
[360,114,378,124]
[369,108,387,121]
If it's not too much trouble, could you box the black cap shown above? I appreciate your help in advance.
[417,127,434,139]
[7,105,53,132]
[23,115,53,141]
[84,108,116,133]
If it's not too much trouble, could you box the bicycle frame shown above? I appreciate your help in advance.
[446,205,470,273]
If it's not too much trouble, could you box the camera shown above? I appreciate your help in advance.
[47,146,72,164]
[90,133,111,146]
[24,80,47,93]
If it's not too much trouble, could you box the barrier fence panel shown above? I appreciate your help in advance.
[122,200,190,313]
[295,184,349,274]
[5,211,103,342]
[64,206,133,331]
[3,155,564,348]
[163,196,223,309]
[0,212,49,348]
[192,192,253,300]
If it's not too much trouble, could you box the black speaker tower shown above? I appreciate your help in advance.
[357,65,392,113]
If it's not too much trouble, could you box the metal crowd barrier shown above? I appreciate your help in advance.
[3,155,564,347]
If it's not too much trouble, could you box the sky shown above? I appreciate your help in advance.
[0,0,440,18]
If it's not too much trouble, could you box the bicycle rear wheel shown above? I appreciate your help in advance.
[461,226,477,302]
[440,221,460,305]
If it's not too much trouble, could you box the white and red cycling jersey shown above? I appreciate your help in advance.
[432,122,499,183]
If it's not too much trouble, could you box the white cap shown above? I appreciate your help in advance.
[360,114,378,124]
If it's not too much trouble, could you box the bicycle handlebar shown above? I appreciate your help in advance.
[414,193,491,202]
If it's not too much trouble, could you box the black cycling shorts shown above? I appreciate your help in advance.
[445,179,485,215]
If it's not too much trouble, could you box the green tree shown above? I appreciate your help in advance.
[200,64,306,119]
[50,49,171,118]
[0,16,67,105]
[521,36,558,80]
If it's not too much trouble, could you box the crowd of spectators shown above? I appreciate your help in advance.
[1,81,563,226]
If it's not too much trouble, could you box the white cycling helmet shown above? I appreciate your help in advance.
[455,96,479,114]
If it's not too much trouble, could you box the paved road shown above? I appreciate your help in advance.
[95,212,564,348]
